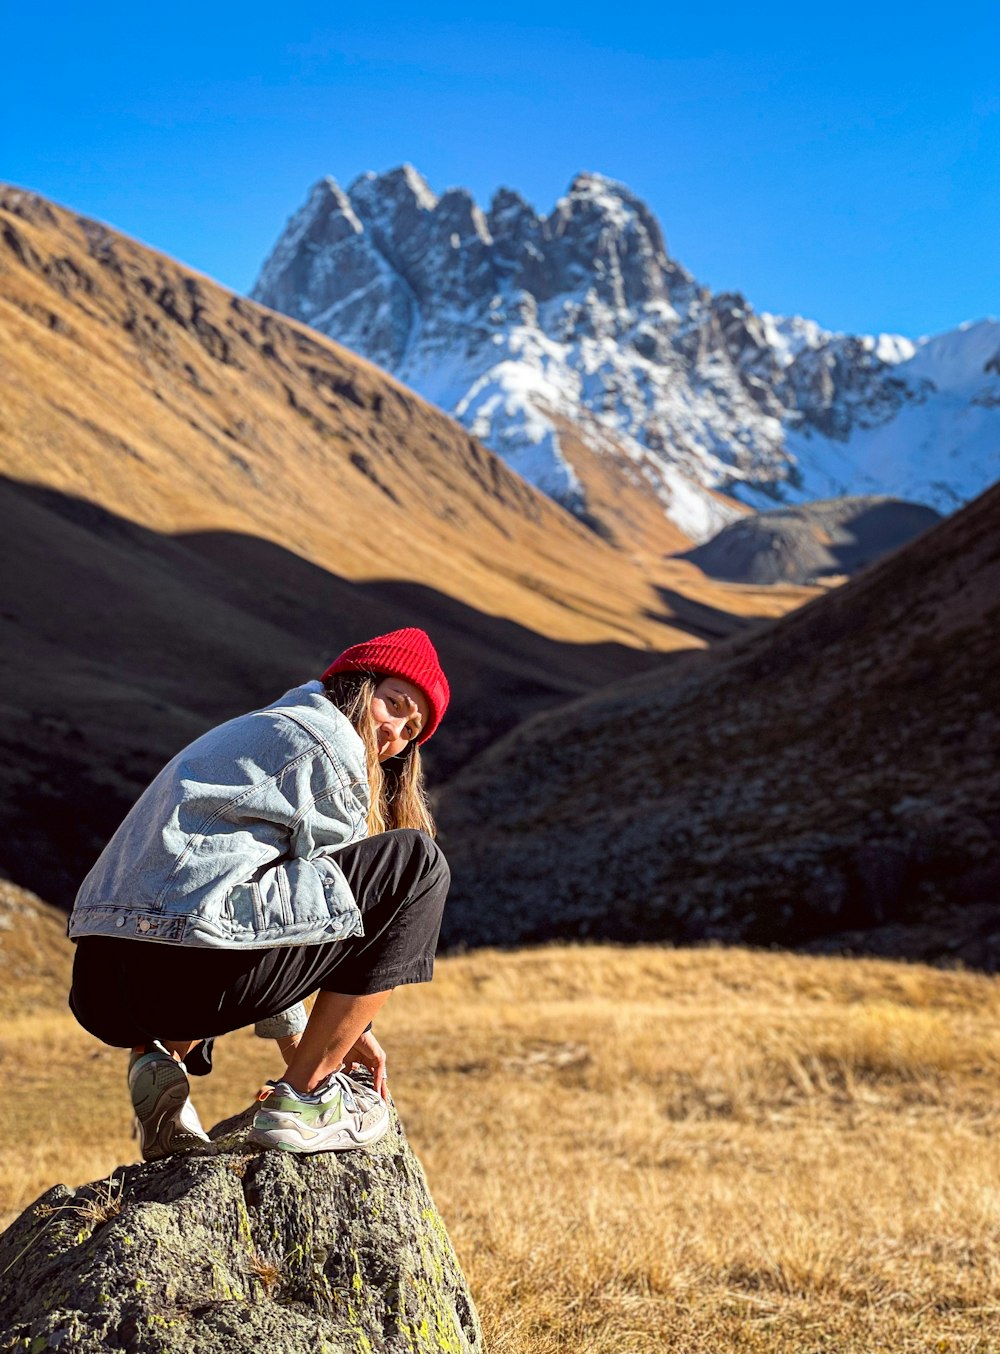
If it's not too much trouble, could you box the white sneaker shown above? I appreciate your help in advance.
[127,1042,210,1161]
[250,1070,390,1154]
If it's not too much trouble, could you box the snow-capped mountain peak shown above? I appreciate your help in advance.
[252,167,998,541]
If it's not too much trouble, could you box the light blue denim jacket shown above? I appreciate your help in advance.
[69,680,370,1038]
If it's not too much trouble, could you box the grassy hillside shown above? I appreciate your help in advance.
[439,478,1000,960]
[2,882,998,1352]
[0,182,811,642]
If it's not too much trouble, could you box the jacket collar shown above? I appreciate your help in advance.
[264,681,362,747]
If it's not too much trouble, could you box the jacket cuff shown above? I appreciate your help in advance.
[254,1002,309,1039]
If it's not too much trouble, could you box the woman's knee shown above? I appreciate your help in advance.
[393,828,450,886]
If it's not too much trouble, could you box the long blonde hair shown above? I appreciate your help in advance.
[322,672,436,838]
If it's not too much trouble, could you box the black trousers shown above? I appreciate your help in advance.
[69,829,449,1057]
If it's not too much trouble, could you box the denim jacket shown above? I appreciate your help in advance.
[69,681,369,968]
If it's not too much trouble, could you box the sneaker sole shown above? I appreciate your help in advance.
[130,1059,210,1161]
[250,1102,391,1154]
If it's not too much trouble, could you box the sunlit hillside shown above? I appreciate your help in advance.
[0,183,812,646]
[3,881,998,1353]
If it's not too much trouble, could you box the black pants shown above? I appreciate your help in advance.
[70,829,449,1057]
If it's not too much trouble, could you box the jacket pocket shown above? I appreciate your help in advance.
[226,881,264,934]
[275,864,294,926]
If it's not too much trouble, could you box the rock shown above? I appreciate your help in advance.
[0,1101,482,1354]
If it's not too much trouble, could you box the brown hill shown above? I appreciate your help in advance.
[437,479,1000,967]
[679,495,943,584]
[0,879,71,1018]
[0,185,818,904]
[0,183,796,642]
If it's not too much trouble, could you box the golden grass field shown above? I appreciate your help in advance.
[2,891,999,1352]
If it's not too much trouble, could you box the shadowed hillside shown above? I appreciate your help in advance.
[438,479,1000,966]
[679,496,943,584]
[0,477,685,906]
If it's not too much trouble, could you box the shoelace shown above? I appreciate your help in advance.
[337,1074,360,1115]
[257,1071,349,1105]
[256,1069,373,1110]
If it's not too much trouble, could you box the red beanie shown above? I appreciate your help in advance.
[321,627,450,743]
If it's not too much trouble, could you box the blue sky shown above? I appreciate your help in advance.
[4,1,998,338]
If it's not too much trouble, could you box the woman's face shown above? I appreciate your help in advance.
[370,677,430,762]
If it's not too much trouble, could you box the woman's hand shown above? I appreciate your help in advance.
[343,1028,389,1101]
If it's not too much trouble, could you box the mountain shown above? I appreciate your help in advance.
[252,167,1000,541]
[0,184,820,906]
[680,496,943,585]
[434,478,1000,965]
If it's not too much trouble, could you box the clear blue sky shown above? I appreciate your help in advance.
[5,1,998,338]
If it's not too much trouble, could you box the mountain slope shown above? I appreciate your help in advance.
[0,185,823,905]
[253,167,1000,538]
[0,182,814,644]
[0,879,71,1018]
[436,479,1000,961]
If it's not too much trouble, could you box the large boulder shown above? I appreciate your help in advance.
[0,1105,482,1353]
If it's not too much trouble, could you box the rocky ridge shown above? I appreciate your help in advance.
[252,166,1000,541]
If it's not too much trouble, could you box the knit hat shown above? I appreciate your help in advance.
[321,627,450,743]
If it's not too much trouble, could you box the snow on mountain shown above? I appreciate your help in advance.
[779,320,1000,512]
[252,166,1000,543]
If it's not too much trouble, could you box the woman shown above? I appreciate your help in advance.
[68,627,451,1159]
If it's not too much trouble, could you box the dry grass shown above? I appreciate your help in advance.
[3,941,1000,1351]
